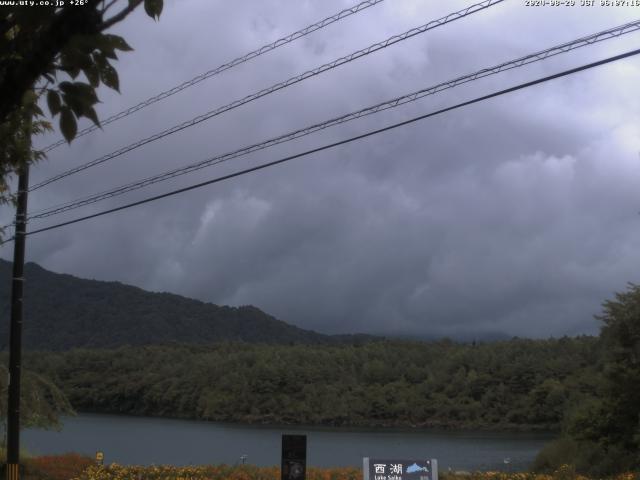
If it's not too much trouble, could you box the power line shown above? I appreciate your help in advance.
[40,0,386,154]
[24,19,640,221]
[29,0,504,191]
[8,47,638,242]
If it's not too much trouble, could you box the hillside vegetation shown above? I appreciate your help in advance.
[0,260,373,350]
[22,337,598,430]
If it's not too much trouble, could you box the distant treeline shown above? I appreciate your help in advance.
[22,337,600,430]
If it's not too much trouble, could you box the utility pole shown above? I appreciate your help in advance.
[6,165,29,480]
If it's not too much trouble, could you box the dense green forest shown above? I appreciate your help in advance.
[0,260,375,349]
[20,337,599,430]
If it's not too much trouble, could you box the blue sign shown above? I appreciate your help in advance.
[363,458,438,480]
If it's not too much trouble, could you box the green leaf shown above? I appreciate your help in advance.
[100,63,119,92]
[93,34,119,59]
[62,93,84,117]
[82,106,101,128]
[82,63,100,88]
[92,52,108,70]
[144,0,163,20]
[59,45,93,82]
[60,82,101,125]
[59,82,98,104]
[59,107,77,143]
[72,82,99,103]
[69,67,81,79]
[103,34,133,52]
[60,47,93,70]
[102,48,118,60]
[58,81,73,94]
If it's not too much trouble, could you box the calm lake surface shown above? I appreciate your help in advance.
[23,414,553,471]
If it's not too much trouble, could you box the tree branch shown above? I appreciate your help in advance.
[99,0,143,31]
[101,0,120,15]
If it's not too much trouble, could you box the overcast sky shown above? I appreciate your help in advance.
[2,0,639,338]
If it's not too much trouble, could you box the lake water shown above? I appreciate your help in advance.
[22,414,553,471]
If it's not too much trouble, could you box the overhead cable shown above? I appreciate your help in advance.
[25,19,640,221]
[40,0,386,153]
[30,0,504,191]
[6,47,637,242]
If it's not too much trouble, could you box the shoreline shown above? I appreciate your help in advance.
[60,410,558,435]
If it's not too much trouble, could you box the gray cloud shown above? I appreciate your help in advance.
[3,0,640,338]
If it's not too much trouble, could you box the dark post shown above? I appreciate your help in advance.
[6,165,30,480]
[281,434,306,480]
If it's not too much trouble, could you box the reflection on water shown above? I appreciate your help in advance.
[23,414,553,470]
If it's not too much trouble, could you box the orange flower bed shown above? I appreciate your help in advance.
[70,464,362,480]
[70,464,638,480]
[10,455,638,480]
[26,453,95,480]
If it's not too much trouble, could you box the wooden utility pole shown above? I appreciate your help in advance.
[6,165,29,480]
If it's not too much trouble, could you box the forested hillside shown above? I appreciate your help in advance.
[22,337,599,430]
[0,260,373,349]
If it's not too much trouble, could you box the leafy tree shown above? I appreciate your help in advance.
[0,364,74,445]
[0,90,51,211]
[0,0,164,431]
[596,283,640,453]
[0,0,164,205]
[534,284,640,475]
[566,283,640,473]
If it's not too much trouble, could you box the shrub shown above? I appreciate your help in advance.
[532,437,639,478]
[27,453,94,480]
[532,437,580,473]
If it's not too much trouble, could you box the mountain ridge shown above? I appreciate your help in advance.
[0,259,376,350]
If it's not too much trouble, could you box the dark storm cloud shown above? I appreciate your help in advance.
[3,0,640,338]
